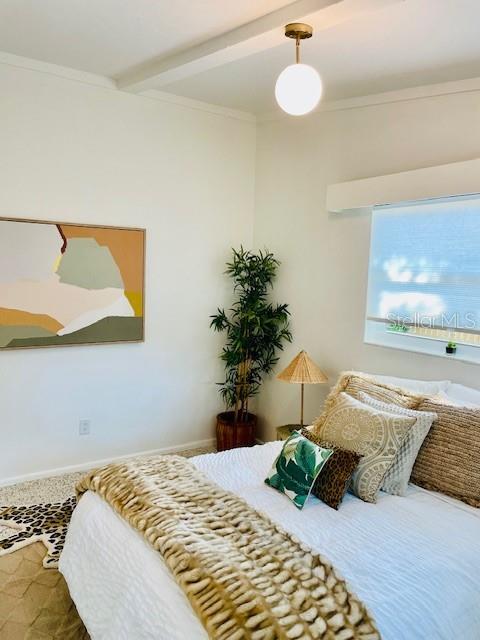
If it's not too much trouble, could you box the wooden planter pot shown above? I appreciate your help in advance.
[216,411,257,451]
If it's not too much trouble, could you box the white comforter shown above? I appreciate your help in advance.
[60,442,480,640]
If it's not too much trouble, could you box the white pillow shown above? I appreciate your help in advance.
[436,385,480,408]
[358,392,437,497]
[370,373,450,396]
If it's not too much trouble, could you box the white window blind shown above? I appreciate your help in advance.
[365,194,480,363]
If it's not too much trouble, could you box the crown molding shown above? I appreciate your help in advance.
[0,50,256,123]
[257,76,480,123]
[0,50,116,89]
[141,90,256,122]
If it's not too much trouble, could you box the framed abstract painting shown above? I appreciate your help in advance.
[0,217,145,349]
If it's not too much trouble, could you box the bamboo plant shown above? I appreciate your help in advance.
[210,247,292,424]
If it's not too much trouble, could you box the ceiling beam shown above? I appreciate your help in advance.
[117,0,404,94]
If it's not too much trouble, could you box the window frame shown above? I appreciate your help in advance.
[364,193,480,366]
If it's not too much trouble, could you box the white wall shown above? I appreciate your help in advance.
[3,63,480,477]
[0,64,256,483]
[254,90,480,440]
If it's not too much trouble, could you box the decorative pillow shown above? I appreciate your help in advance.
[313,371,424,433]
[411,399,480,508]
[265,431,333,510]
[301,428,362,509]
[357,392,437,496]
[314,393,415,503]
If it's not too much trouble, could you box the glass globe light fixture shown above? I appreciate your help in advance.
[275,23,322,116]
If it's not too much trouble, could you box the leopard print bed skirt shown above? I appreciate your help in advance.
[77,455,381,640]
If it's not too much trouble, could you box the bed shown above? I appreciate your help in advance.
[60,439,480,640]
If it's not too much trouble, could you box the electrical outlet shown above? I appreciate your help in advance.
[79,419,91,436]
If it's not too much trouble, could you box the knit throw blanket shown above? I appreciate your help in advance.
[77,455,381,640]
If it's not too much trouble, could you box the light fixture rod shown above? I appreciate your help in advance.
[284,23,312,64]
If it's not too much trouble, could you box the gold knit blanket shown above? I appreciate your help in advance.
[77,455,381,640]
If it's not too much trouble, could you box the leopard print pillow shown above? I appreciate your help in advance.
[301,429,362,510]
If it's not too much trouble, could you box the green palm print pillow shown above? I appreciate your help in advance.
[265,431,333,509]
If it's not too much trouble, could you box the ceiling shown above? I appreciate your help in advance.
[160,0,480,112]
[1,0,479,114]
[0,0,293,77]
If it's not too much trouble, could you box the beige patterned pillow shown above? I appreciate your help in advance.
[314,392,415,503]
[411,399,480,508]
[358,392,437,496]
[313,371,424,432]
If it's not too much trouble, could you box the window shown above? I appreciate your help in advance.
[365,194,480,364]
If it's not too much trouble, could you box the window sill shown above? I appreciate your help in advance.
[364,323,480,366]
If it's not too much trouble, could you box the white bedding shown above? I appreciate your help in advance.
[60,442,480,640]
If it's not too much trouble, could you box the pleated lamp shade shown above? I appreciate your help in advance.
[277,350,328,384]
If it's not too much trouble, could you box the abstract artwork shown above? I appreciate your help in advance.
[0,218,145,349]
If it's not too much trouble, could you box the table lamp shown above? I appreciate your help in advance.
[276,350,328,427]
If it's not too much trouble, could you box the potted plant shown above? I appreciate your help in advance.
[446,341,457,354]
[210,248,292,451]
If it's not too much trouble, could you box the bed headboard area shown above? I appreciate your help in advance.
[366,373,480,407]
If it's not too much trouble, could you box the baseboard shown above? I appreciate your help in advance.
[0,438,216,488]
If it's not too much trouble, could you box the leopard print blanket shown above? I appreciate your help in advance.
[77,455,381,640]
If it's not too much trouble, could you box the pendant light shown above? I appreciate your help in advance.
[275,23,322,116]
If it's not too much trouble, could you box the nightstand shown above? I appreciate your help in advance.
[276,424,303,440]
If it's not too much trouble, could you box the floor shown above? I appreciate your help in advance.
[0,446,215,639]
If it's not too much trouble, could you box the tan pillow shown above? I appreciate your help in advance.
[412,399,480,508]
[313,371,424,432]
[314,392,415,503]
